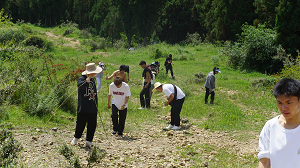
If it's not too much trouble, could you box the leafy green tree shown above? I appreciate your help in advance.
[74,0,90,29]
[160,0,194,44]
[254,0,280,28]
[116,0,135,48]
[134,0,166,46]
[0,9,12,27]
[225,24,283,74]
[89,0,111,35]
[275,0,300,57]
[100,6,122,47]
[205,0,257,42]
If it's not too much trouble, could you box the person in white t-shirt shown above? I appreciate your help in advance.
[107,77,131,138]
[152,82,185,130]
[258,78,300,168]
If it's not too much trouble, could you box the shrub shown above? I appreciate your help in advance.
[186,32,202,46]
[87,147,106,164]
[0,124,23,167]
[223,24,284,74]
[23,36,45,48]
[194,71,206,84]
[79,29,91,39]
[154,49,163,59]
[60,21,78,28]
[114,39,125,49]
[0,28,27,43]
[63,29,73,36]
[59,143,82,168]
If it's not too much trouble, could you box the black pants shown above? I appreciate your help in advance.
[111,104,127,135]
[166,65,173,77]
[171,97,185,126]
[140,82,151,108]
[74,112,97,141]
[205,87,215,104]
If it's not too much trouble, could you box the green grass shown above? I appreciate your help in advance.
[0,24,280,167]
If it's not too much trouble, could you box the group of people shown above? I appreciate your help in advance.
[68,56,300,168]
[70,56,185,147]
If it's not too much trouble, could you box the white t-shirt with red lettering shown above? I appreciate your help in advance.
[109,82,131,110]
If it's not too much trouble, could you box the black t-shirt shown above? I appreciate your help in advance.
[166,57,172,67]
[124,65,129,73]
[77,75,98,113]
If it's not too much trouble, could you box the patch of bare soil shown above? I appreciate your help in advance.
[45,32,80,48]
[13,114,259,168]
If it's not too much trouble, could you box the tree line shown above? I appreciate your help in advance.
[1,0,299,55]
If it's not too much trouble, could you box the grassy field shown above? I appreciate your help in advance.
[0,23,280,167]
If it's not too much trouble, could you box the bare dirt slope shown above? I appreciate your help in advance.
[14,114,259,168]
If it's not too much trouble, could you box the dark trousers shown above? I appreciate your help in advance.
[166,65,173,77]
[74,112,97,141]
[111,104,127,135]
[171,97,185,126]
[140,82,151,108]
[205,87,215,104]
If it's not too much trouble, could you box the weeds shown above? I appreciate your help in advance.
[87,147,106,164]
[0,123,23,167]
[59,143,82,167]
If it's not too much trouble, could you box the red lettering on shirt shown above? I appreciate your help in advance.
[113,91,125,95]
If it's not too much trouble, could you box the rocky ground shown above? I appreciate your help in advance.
[13,113,259,168]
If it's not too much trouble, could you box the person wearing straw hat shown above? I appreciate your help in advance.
[107,77,131,138]
[204,67,221,104]
[152,82,185,130]
[95,62,106,92]
[71,63,102,147]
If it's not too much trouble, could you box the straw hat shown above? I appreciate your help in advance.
[152,82,166,92]
[82,63,102,75]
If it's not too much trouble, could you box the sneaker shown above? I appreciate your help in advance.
[85,141,94,147]
[70,138,79,146]
[172,126,181,130]
[165,124,174,130]
[111,131,117,136]
[118,134,123,138]
[138,107,145,110]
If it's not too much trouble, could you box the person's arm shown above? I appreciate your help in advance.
[144,71,151,88]
[164,94,174,106]
[106,70,116,80]
[121,96,129,109]
[127,72,129,81]
[258,158,270,168]
[107,95,112,109]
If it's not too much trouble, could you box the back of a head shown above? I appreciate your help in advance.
[114,77,122,86]
[119,65,126,71]
[273,78,300,99]
[139,60,146,65]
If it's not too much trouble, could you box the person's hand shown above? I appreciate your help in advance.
[210,89,212,92]
[121,104,125,110]
[107,104,111,109]
[164,102,169,106]
[106,77,109,80]
[144,85,148,88]
[86,77,91,83]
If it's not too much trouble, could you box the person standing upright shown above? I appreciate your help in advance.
[107,77,131,138]
[204,67,221,104]
[138,60,151,109]
[95,62,106,92]
[71,63,102,147]
[165,54,174,78]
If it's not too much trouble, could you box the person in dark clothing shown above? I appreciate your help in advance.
[138,60,151,109]
[122,65,130,81]
[204,67,221,104]
[165,54,174,78]
[107,77,131,138]
[71,63,102,147]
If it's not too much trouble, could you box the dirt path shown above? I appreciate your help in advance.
[45,32,80,47]
[14,115,259,168]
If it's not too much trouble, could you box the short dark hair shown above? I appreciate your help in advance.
[139,60,146,65]
[273,78,300,99]
[119,65,126,71]
[114,77,122,86]
[169,54,172,57]
[213,67,219,75]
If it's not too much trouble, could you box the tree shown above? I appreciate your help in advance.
[275,0,300,57]
[254,0,280,28]
[0,9,12,27]
[74,0,90,29]
[116,0,135,48]
[89,0,111,35]
[100,6,122,47]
